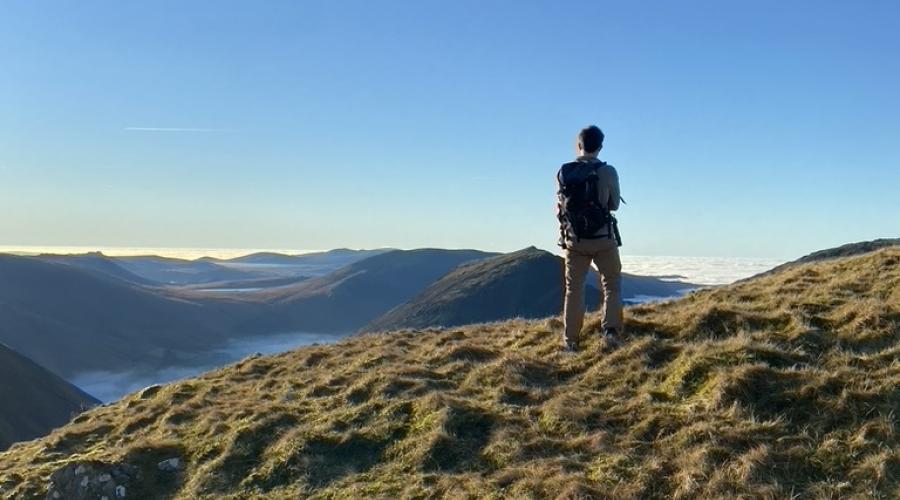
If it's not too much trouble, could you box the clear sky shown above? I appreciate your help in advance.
[1,1,898,259]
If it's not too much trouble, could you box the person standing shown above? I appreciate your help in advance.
[556,125,623,351]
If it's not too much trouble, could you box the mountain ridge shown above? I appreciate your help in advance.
[744,237,899,281]
[364,247,697,333]
[230,248,498,333]
[363,247,597,332]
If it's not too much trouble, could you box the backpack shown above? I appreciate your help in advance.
[557,161,621,248]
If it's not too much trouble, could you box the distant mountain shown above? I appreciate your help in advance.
[34,252,156,286]
[211,248,391,267]
[126,249,396,287]
[0,343,98,451]
[200,252,302,265]
[0,255,244,377]
[364,247,588,332]
[237,249,497,333]
[745,238,900,281]
[364,247,696,332]
[114,255,259,285]
[206,248,395,279]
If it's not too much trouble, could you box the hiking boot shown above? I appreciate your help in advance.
[602,328,622,348]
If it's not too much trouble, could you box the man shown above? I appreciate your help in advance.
[556,125,623,351]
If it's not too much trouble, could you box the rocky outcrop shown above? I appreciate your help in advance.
[46,462,137,499]
[44,455,184,500]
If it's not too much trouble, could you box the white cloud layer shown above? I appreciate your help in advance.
[621,255,785,286]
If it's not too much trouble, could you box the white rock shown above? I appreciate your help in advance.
[80,476,89,488]
[157,457,182,471]
[115,485,127,498]
[52,491,61,499]
[98,473,112,482]
[74,464,86,475]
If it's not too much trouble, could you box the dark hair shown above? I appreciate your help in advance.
[578,125,604,153]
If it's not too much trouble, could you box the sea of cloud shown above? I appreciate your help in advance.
[621,255,785,286]
[72,331,344,403]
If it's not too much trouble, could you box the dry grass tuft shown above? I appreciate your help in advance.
[1,249,899,499]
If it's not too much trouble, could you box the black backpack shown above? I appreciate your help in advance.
[557,162,621,248]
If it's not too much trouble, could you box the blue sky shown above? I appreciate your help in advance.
[1,1,897,259]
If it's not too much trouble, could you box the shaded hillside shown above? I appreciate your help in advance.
[747,237,899,280]
[365,247,696,333]
[180,275,310,292]
[233,249,496,333]
[34,252,156,286]
[0,256,245,377]
[0,343,98,452]
[1,248,896,499]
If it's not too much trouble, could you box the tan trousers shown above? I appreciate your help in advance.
[563,237,623,344]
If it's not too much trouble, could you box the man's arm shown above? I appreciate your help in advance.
[556,169,564,219]
[607,165,621,212]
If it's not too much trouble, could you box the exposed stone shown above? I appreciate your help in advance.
[45,461,139,500]
[138,384,162,399]
[157,457,182,472]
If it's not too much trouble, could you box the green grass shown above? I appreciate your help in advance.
[1,248,898,499]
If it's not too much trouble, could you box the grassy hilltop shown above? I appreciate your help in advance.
[1,248,898,499]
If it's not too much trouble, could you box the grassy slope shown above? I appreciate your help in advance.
[0,344,99,452]
[1,249,898,499]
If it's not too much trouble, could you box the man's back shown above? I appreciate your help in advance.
[557,159,620,212]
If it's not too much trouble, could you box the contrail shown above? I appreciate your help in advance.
[124,127,231,132]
